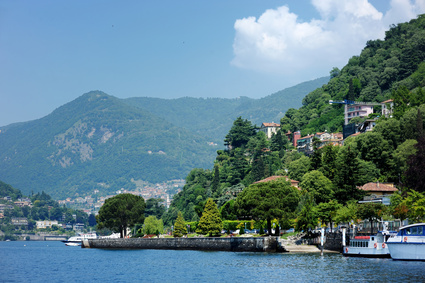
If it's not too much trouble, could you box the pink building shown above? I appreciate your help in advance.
[344,103,374,125]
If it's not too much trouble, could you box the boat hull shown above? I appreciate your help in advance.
[386,223,425,261]
[343,246,391,258]
[387,243,425,261]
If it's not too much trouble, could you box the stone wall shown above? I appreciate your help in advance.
[83,236,282,252]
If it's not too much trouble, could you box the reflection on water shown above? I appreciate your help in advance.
[1,241,424,282]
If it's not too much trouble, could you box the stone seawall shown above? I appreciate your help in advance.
[83,237,283,252]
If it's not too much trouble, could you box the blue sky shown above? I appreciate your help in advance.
[1,0,424,126]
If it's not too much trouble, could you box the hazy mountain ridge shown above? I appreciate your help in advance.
[125,77,329,143]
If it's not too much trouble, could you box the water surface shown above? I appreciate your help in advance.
[1,241,424,282]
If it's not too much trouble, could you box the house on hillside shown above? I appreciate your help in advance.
[285,131,301,147]
[381,99,394,118]
[315,132,343,148]
[342,99,394,138]
[344,103,375,125]
[253,176,300,190]
[296,134,314,154]
[11,217,29,228]
[358,182,398,205]
[259,122,280,139]
[36,220,59,229]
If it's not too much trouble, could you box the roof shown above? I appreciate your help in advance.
[299,134,314,140]
[253,176,300,189]
[358,182,398,192]
[261,122,280,128]
[349,132,361,138]
[381,99,394,104]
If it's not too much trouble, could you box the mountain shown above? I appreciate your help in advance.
[0,79,328,199]
[0,91,218,198]
[124,76,329,143]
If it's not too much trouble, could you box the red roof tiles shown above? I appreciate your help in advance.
[358,182,398,192]
[253,176,300,190]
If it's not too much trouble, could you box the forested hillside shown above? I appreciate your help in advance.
[0,92,217,198]
[280,15,425,135]
[163,15,425,229]
[125,77,328,143]
[0,181,94,240]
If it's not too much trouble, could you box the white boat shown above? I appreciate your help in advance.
[65,242,80,246]
[99,233,121,239]
[386,222,425,261]
[343,221,396,258]
[62,232,98,245]
[343,231,394,258]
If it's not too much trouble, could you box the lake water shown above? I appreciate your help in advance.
[1,241,424,282]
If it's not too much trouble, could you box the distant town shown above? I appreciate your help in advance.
[57,179,185,215]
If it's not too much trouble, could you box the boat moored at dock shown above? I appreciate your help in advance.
[386,223,425,261]
[62,232,98,245]
[343,231,394,258]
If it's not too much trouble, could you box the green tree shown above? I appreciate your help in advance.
[143,215,164,236]
[196,198,222,236]
[235,178,300,235]
[357,160,381,185]
[300,170,334,204]
[357,203,385,234]
[309,137,322,171]
[404,190,425,222]
[270,129,290,155]
[355,132,392,172]
[96,193,146,238]
[224,116,257,149]
[173,211,187,237]
[389,193,409,221]
[211,164,221,199]
[296,193,318,234]
[400,104,425,140]
[393,139,417,182]
[373,119,402,150]
[88,213,97,227]
[144,198,166,219]
[330,67,340,79]
[220,199,238,220]
[334,201,358,227]
[288,155,311,181]
[316,200,342,232]
[405,110,425,193]
[228,147,249,185]
[392,85,411,119]
[319,144,339,182]
[334,146,364,204]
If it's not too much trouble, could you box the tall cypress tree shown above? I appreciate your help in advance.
[211,165,220,199]
[334,146,364,204]
[405,108,425,192]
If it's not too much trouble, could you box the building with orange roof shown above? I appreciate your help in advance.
[253,175,300,190]
[358,182,398,205]
[259,122,280,139]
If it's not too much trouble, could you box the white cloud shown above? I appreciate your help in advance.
[231,0,425,80]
